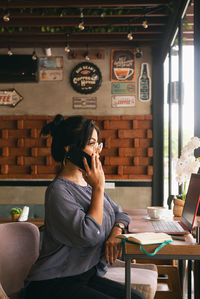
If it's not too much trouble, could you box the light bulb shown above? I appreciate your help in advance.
[136,48,142,58]
[85,54,90,61]
[127,32,133,40]
[3,12,10,22]
[142,20,148,29]
[64,45,70,53]
[78,21,85,31]
[8,48,13,56]
[32,51,37,60]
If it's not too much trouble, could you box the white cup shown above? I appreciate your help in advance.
[114,68,134,80]
[147,206,167,220]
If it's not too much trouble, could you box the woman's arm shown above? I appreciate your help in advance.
[83,153,105,226]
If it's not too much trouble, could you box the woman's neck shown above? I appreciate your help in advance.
[59,162,87,186]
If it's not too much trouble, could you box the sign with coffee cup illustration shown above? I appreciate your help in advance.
[111,49,135,82]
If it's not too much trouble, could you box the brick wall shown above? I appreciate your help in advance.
[0,115,153,180]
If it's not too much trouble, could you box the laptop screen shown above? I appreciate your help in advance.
[181,173,200,231]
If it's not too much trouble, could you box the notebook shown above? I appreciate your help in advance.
[129,173,200,235]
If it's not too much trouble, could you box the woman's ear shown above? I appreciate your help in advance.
[64,145,70,153]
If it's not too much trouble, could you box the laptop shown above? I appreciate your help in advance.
[128,173,200,235]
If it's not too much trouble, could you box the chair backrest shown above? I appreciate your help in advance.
[0,222,40,297]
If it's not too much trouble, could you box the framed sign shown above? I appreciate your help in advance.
[111,82,136,94]
[0,89,23,107]
[111,49,135,82]
[112,95,135,107]
[39,56,63,81]
[40,69,63,81]
[73,97,97,109]
[70,62,102,94]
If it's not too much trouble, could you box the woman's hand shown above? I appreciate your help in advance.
[83,153,105,225]
[82,153,105,189]
[105,227,123,265]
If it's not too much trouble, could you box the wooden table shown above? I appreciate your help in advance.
[123,210,200,299]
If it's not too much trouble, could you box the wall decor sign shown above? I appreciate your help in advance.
[111,95,135,107]
[70,62,102,94]
[111,49,135,82]
[138,62,151,102]
[111,82,136,95]
[0,89,23,107]
[73,97,97,109]
[39,56,63,81]
[40,69,63,81]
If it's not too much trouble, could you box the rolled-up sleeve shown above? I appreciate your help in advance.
[46,185,105,248]
[104,193,131,227]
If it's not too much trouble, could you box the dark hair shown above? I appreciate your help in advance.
[40,115,99,162]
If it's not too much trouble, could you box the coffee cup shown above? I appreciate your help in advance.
[147,206,167,220]
[114,68,133,80]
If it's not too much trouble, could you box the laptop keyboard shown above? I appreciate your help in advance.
[152,220,186,233]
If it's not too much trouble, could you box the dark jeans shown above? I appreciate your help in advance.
[19,267,145,299]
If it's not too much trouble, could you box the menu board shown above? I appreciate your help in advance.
[111,49,135,82]
[70,62,102,94]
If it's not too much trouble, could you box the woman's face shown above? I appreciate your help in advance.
[84,128,101,156]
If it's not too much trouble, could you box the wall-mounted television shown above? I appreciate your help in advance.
[0,55,38,83]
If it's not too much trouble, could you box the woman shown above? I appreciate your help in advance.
[21,115,145,299]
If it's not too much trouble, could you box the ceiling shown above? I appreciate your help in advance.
[0,0,193,52]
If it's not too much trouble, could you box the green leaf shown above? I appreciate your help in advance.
[10,207,22,215]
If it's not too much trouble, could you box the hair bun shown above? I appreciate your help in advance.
[53,114,64,127]
[40,114,64,137]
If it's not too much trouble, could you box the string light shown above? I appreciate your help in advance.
[8,46,13,56]
[78,9,85,31]
[135,48,142,58]
[64,34,71,53]
[3,10,10,22]
[127,31,133,40]
[84,44,90,60]
[3,1,10,22]
[64,43,70,53]
[127,20,133,41]
[142,19,148,29]
[32,49,37,60]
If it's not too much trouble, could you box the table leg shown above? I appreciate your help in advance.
[194,260,200,299]
[187,260,192,299]
[179,260,184,289]
[125,257,131,299]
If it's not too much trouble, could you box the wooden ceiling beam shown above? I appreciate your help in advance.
[0,12,168,18]
[0,27,164,35]
[0,0,170,9]
[0,40,155,48]
[0,17,166,27]
[0,34,162,43]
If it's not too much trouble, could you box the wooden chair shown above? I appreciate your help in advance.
[155,264,182,299]
[132,259,182,299]
[0,222,40,299]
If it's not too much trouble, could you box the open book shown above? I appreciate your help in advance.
[117,232,173,245]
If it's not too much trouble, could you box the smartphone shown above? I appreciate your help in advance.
[66,147,92,171]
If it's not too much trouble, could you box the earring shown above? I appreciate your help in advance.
[62,156,68,167]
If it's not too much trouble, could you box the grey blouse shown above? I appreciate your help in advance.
[27,177,130,281]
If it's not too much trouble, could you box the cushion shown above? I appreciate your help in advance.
[104,259,158,299]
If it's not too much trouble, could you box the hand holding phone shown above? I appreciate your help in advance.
[66,147,92,171]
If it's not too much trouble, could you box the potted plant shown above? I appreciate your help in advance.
[174,137,200,216]
[10,207,22,222]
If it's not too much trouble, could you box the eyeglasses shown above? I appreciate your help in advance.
[93,142,103,153]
